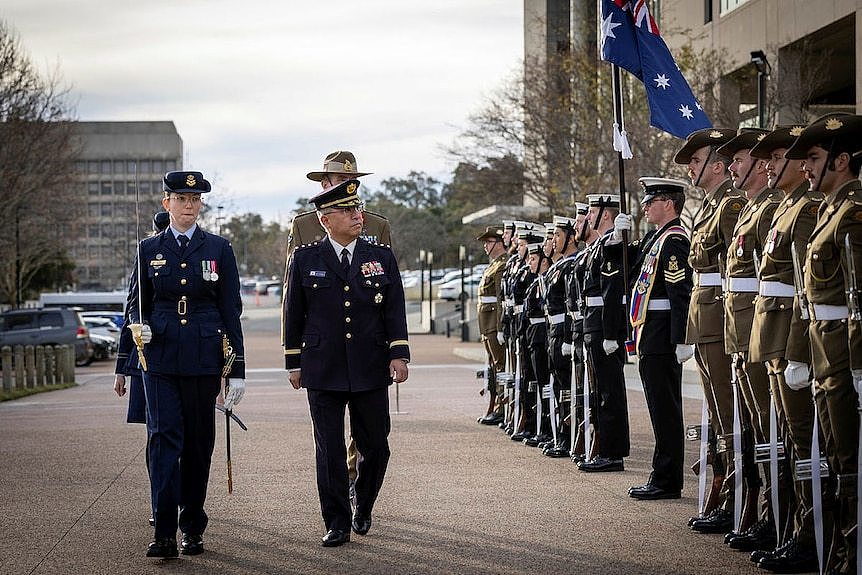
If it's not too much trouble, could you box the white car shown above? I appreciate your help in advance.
[437,275,483,301]
[83,316,121,341]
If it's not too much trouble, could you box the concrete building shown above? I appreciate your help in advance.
[70,122,182,290]
[660,0,860,123]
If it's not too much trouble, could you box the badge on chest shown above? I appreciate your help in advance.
[360,261,384,277]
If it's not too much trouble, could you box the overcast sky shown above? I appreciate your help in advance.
[3,1,524,223]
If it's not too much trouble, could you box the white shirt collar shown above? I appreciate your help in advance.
[328,236,357,261]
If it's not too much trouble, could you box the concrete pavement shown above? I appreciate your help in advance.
[0,303,765,575]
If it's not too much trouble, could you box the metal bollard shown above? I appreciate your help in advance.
[1,345,11,391]
[24,345,36,388]
[35,346,45,387]
[14,345,25,389]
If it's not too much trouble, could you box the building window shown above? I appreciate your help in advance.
[88,161,99,174]
[113,160,125,174]
[101,223,113,237]
[704,0,713,23]
[88,202,99,218]
[152,160,163,174]
[127,160,137,174]
[100,181,112,196]
[101,203,112,217]
[139,160,151,174]
[114,180,126,195]
[139,181,151,195]
[74,160,86,173]
[89,246,99,259]
[88,182,99,196]
[165,159,177,171]
[101,160,112,174]
[720,0,749,15]
[88,224,100,238]
[127,181,136,195]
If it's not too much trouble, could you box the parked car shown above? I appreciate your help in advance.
[80,310,125,328]
[437,275,483,301]
[83,317,121,341]
[0,307,94,366]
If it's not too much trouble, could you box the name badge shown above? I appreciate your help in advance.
[150,259,167,267]
[310,270,327,277]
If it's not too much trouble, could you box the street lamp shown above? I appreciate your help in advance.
[216,205,224,236]
[418,249,426,325]
[750,50,771,129]
[459,245,468,341]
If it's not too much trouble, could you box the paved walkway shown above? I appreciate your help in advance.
[0,305,767,575]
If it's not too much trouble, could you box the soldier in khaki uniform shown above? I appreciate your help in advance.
[747,126,824,571]
[476,226,508,426]
[716,128,784,546]
[281,151,390,501]
[674,128,745,533]
[785,113,862,575]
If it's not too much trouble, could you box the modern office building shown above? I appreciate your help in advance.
[70,121,182,290]
[660,0,860,124]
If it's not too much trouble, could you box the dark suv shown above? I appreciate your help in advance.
[0,308,94,366]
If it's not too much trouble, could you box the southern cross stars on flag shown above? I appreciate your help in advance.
[601,0,712,139]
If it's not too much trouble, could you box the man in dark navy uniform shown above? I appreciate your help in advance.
[284,178,410,548]
[126,172,246,558]
[607,178,694,498]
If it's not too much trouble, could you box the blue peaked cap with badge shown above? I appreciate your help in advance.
[309,178,363,211]
[163,171,212,194]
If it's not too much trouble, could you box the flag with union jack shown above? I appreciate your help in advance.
[600,0,711,139]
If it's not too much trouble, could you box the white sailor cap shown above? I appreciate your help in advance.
[586,194,620,208]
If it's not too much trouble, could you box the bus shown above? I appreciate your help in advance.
[39,291,128,312]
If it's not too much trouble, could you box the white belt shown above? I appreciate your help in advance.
[728,277,759,293]
[529,317,545,325]
[513,305,524,313]
[758,281,795,298]
[548,313,566,325]
[647,299,671,311]
[695,272,723,287]
[812,304,848,321]
[479,296,498,304]
[570,311,583,320]
[586,296,604,307]
[505,298,515,307]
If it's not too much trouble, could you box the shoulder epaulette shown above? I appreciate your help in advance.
[295,241,320,251]
[364,209,390,221]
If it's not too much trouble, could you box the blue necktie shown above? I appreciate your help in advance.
[178,235,189,253]
[341,248,350,272]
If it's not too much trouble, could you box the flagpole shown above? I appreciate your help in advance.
[611,63,632,344]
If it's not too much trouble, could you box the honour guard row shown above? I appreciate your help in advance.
[474,113,862,575]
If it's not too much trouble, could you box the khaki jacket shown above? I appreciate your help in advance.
[685,180,746,344]
[749,184,821,363]
[805,180,862,376]
[723,187,781,353]
[477,253,507,335]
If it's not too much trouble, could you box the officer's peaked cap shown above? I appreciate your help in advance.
[639,177,688,204]
[586,194,620,208]
[163,171,211,194]
[310,178,363,210]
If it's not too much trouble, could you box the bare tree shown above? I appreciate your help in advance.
[0,19,81,306]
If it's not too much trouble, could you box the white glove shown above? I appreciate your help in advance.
[852,369,862,396]
[602,339,619,355]
[128,323,152,344]
[611,213,633,243]
[561,343,573,357]
[783,361,810,391]
[224,378,246,411]
[675,344,695,364]
[496,332,505,346]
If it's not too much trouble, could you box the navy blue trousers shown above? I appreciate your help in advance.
[143,372,220,539]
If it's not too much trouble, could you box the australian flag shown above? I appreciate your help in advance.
[601,0,711,139]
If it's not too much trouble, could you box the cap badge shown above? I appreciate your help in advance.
[343,159,353,172]
[186,174,196,187]
[709,130,724,139]
[789,126,804,137]
[347,183,357,195]
[825,118,843,131]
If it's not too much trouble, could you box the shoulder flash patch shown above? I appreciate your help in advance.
[729,201,743,213]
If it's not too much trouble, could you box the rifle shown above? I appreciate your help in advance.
[845,234,861,321]
[222,334,237,494]
[790,241,810,320]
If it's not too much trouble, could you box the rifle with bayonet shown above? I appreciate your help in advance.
[845,234,861,322]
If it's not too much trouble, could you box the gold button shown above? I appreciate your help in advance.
[344,301,351,307]
[180,319,187,325]
[181,295,187,301]
[155,272,159,276]
[302,342,306,347]
[779,304,785,310]
[806,243,811,249]
[813,254,819,260]
[180,279,187,285]
[343,286,350,292]
[366,280,371,285]
[313,283,318,288]
[346,333,352,339]
[374,283,380,287]
[345,317,351,323]
[181,263,187,268]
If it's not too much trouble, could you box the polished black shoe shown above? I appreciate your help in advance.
[727,519,775,551]
[321,529,350,547]
[628,483,681,500]
[351,513,372,535]
[690,508,733,533]
[577,457,624,472]
[478,413,503,425]
[523,435,542,447]
[544,446,571,458]
[758,539,818,573]
[570,452,587,464]
[146,537,178,558]
[511,431,530,442]
[180,534,204,556]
